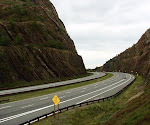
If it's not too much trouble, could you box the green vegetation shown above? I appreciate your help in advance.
[0,34,11,46]
[0,9,3,19]
[0,51,11,83]
[6,6,32,22]
[30,21,42,31]
[0,25,25,46]
[14,34,25,45]
[45,40,65,50]
[8,19,16,30]
[0,0,45,22]
[0,0,66,50]
[140,51,143,55]
[0,27,11,46]
[33,76,150,125]
[0,73,113,104]
[26,43,35,50]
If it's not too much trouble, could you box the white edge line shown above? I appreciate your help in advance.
[21,104,33,109]
[0,106,11,110]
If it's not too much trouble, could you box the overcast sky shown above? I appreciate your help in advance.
[51,0,150,69]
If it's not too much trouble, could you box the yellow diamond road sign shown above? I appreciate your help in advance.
[52,95,60,105]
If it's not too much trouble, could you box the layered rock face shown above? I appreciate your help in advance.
[102,29,150,80]
[0,0,86,83]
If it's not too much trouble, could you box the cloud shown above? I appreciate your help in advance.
[51,0,150,68]
[78,50,117,69]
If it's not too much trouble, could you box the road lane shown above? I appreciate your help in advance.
[0,72,135,125]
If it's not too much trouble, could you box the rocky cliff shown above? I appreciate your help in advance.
[102,29,150,80]
[0,0,86,84]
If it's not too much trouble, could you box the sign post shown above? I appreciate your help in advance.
[58,103,59,118]
[54,104,55,117]
[52,95,60,118]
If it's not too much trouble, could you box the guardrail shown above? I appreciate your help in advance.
[20,77,136,125]
[0,99,9,103]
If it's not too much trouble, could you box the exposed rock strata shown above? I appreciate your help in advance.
[102,29,150,80]
[0,0,86,83]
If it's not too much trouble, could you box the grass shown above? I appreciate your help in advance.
[33,75,150,125]
[0,73,113,104]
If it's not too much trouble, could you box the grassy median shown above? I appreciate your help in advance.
[34,75,150,125]
[0,73,113,104]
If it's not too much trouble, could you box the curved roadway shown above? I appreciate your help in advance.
[0,72,105,96]
[0,72,135,125]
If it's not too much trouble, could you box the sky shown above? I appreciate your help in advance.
[51,0,150,69]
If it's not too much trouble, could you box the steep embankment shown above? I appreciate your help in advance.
[0,0,86,84]
[102,29,150,80]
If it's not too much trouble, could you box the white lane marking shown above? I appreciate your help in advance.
[0,106,11,110]
[77,75,131,104]
[81,90,85,93]
[66,91,71,94]
[21,105,33,109]
[40,97,48,100]
[0,105,54,123]
[59,96,65,99]
[83,87,87,90]
[0,76,129,123]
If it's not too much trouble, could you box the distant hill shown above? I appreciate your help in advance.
[0,0,86,84]
[102,29,150,81]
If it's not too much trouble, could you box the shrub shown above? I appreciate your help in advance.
[140,51,143,55]
[0,51,11,83]
[13,6,32,21]
[12,5,30,17]
[8,19,16,30]
[30,21,41,31]
[0,28,11,46]
[26,43,34,50]
[45,40,65,50]
[23,65,32,72]
[4,4,33,22]
[22,0,33,6]
[37,15,45,22]
[14,34,25,45]
[0,36,11,46]
[0,9,3,19]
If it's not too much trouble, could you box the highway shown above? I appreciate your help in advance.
[0,72,135,125]
[0,72,105,96]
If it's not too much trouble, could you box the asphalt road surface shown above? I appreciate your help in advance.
[0,72,105,96]
[0,72,135,125]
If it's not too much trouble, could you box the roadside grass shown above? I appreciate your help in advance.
[34,75,149,125]
[0,73,92,90]
[0,73,113,104]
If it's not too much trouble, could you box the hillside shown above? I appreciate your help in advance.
[102,29,150,81]
[0,0,86,85]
